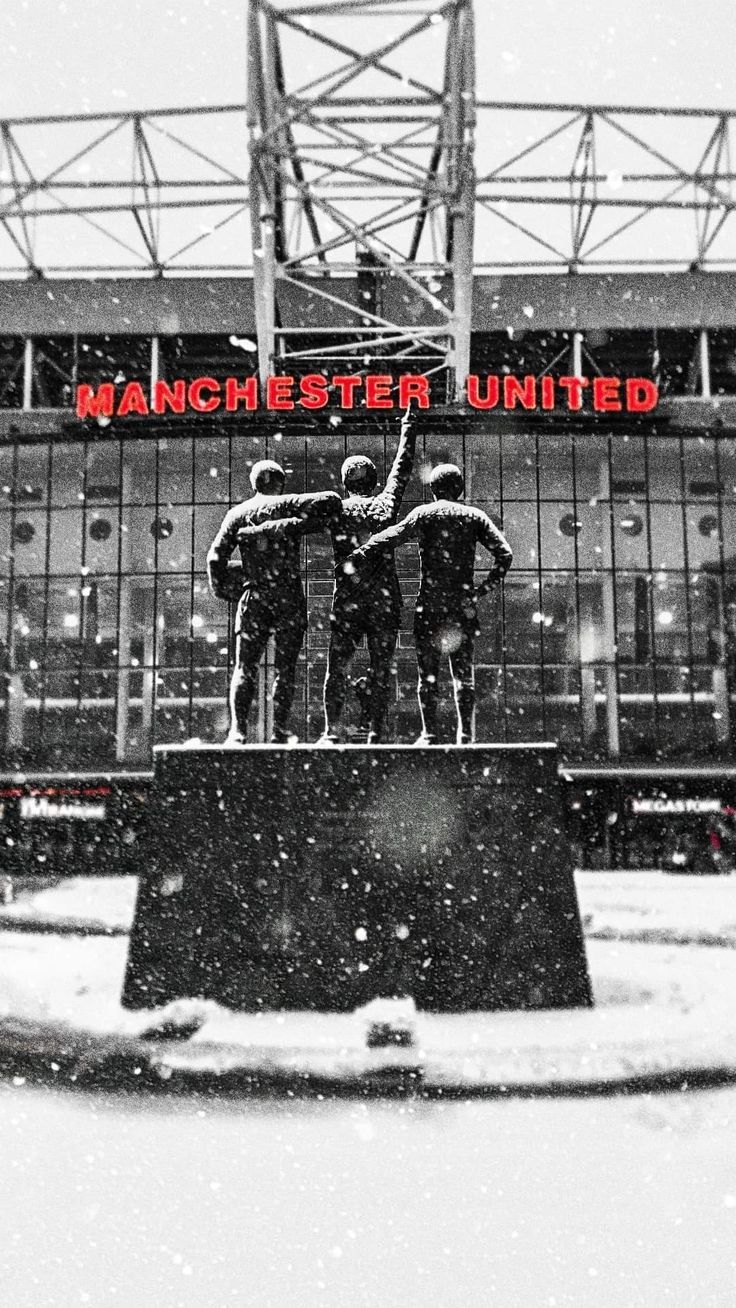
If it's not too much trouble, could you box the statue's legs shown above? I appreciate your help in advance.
[323,615,359,739]
[414,607,441,743]
[230,611,270,741]
[270,599,308,742]
[324,586,400,740]
[365,615,399,742]
[448,629,476,744]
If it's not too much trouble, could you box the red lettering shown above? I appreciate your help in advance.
[365,374,393,408]
[558,376,589,411]
[503,375,536,409]
[398,374,430,409]
[76,383,114,419]
[266,375,295,410]
[626,378,659,412]
[152,380,186,415]
[224,377,258,411]
[188,376,221,413]
[299,374,329,410]
[541,376,555,410]
[117,381,149,417]
[466,375,500,410]
[592,377,622,412]
[333,375,363,408]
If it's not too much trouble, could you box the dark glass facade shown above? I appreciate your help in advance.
[2,420,736,767]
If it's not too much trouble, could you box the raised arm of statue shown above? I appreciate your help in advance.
[373,406,417,522]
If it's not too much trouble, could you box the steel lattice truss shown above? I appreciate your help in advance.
[1,0,736,387]
[246,0,475,395]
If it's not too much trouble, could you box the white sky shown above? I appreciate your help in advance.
[1,0,735,118]
[0,1,734,274]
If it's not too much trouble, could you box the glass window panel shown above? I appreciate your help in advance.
[573,503,607,570]
[123,440,157,504]
[304,535,334,578]
[613,573,651,665]
[719,438,736,501]
[685,503,722,570]
[500,433,537,498]
[86,578,121,665]
[157,438,192,504]
[230,435,266,498]
[647,437,683,500]
[155,507,193,573]
[682,436,717,490]
[50,443,85,507]
[651,575,689,662]
[610,434,646,492]
[15,446,49,505]
[12,510,48,575]
[465,433,501,503]
[86,441,121,501]
[278,436,306,492]
[194,504,228,572]
[649,503,684,569]
[537,435,572,499]
[721,506,736,568]
[345,431,382,469]
[124,509,158,573]
[0,337,24,409]
[542,665,582,747]
[85,509,120,574]
[539,504,578,569]
[190,577,230,666]
[44,579,83,667]
[305,433,344,492]
[188,688,230,743]
[503,580,544,662]
[688,576,722,664]
[0,513,11,571]
[618,666,656,756]
[503,667,545,739]
[77,335,150,388]
[474,663,506,741]
[32,337,74,408]
[573,435,608,500]
[538,575,578,662]
[422,433,464,477]
[0,447,13,501]
[501,503,539,569]
[49,509,83,575]
[612,505,649,568]
[194,436,231,503]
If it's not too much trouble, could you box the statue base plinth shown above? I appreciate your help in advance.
[121,743,591,1013]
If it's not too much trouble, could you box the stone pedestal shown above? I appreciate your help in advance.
[122,742,591,1013]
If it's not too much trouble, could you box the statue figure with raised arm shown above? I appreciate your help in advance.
[206,460,340,744]
[349,463,513,745]
[319,405,417,744]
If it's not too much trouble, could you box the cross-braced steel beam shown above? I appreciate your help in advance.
[246,0,476,399]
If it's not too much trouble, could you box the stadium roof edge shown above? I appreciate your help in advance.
[1,272,736,336]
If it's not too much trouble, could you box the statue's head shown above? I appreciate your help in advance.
[341,454,378,496]
[250,459,286,495]
[429,463,464,501]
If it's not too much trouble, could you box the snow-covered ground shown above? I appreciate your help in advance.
[2,872,736,1091]
[2,873,736,1304]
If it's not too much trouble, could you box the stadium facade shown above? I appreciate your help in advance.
[3,0,736,868]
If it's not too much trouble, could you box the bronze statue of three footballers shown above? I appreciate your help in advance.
[207,409,512,744]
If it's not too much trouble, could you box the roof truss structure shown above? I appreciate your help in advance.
[246,0,476,397]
